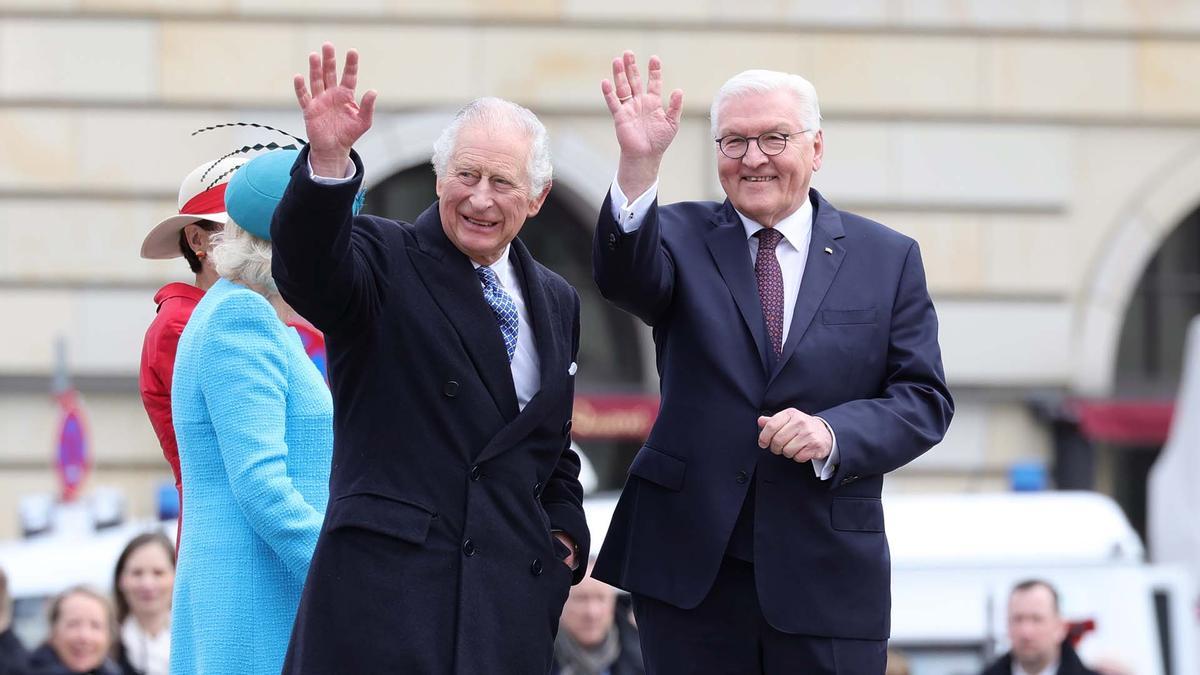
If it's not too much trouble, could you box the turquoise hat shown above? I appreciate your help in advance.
[224,149,299,241]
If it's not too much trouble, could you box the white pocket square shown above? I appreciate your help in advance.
[568,362,578,376]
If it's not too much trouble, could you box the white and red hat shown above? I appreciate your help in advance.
[140,155,248,260]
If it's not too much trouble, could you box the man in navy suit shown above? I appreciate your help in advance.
[591,52,954,674]
[272,43,589,673]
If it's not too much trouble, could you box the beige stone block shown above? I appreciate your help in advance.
[387,0,560,19]
[563,0,708,22]
[936,299,1073,386]
[480,28,652,108]
[1138,42,1200,117]
[0,198,178,284]
[980,215,1078,296]
[0,110,78,188]
[894,124,1071,208]
[297,25,478,105]
[78,0,233,10]
[986,39,1136,117]
[810,122,894,204]
[160,21,303,104]
[854,211,985,295]
[898,0,1072,28]
[653,32,811,115]
[0,290,75,373]
[1080,0,1200,32]
[238,0,387,16]
[0,0,76,8]
[779,0,894,25]
[0,19,156,100]
[809,34,985,113]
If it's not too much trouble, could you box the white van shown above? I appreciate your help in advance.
[584,489,1199,675]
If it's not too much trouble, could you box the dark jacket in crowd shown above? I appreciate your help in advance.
[981,641,1100,675]
[551,605,644,675]
[0,628,30,675]
[21,645,121,675]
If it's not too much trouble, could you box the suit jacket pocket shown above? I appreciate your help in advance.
[629,445,686,492]
[326,492,435,545]
[821,308,877,325]
[830,497,884,533]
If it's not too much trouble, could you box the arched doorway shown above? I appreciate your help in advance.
[365,163,648,488]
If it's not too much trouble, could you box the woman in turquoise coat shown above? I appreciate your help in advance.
[168,149,332,675]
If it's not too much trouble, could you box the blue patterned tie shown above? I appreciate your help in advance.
[476,266,519,362]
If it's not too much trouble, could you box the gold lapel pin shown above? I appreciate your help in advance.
[824,247,833,255]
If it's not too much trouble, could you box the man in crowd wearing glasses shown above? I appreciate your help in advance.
[591,53,954,674]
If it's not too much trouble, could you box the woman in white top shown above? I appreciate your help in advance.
[112,533,174,675]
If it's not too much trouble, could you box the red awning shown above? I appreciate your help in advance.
[572,394,659,440]
[1068,399,1174,445]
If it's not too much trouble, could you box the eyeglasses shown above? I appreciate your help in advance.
[715,130,811,159]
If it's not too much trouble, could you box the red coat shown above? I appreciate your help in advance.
[139,282,204,529]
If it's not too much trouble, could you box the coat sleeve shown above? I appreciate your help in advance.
[199,293,325,581]
[270,146,390,335]
[541,289,591,583]
[816,241,954,488]
[592,192,675,327]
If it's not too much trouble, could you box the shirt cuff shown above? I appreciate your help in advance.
[812,416,839,481]
[609,175,659,234]
[308,156,357,184]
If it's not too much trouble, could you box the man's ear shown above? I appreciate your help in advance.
[527,181,552,218]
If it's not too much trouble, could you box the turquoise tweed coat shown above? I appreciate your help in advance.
[168,278,332,675]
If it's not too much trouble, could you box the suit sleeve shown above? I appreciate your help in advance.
[541,288,591,583]
[816,241,954,488]
[200,293,325,581]
[592,192,675,327]
[271,146,389,335]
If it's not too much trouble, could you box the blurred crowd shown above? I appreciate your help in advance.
[0,548,647,675]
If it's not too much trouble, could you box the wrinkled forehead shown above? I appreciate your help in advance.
[716,88,805,135]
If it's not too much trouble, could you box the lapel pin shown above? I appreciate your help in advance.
[824,247,833,255]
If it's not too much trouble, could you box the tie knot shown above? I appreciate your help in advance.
[475,265,500,288]
[755,227,783,251]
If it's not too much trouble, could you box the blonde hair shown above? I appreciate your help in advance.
[47,585,117,649]
[211,220,278,297]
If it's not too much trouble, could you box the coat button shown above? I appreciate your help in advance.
[469,465,482,481]
[462,539,475,557]
[443,380,460,398]
[530,558,544,576]
[562,420,573,436]
[607,233,618,250]
[736,471,749,484]
[533,481,543,496]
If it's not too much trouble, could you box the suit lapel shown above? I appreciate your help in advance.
[705,201,771,374]
[477,239,565,463]
[407,203,520,420]
[768,190,846,385]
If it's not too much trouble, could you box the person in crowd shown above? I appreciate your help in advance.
[25,587,120,675]
[0,567,30,675]
[591,52,952,675]
[981,580,1099,675]
[553,560,643,675]
[274,43,587,674]
[168,148,332,675]
[138,155,247,543]
[111,534,174,675]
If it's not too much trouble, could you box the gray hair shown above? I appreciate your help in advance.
[431,97,553,195]
[710,70,822,140]
[211,220,278,297]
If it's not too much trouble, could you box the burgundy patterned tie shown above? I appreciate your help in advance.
[754,228,785,356]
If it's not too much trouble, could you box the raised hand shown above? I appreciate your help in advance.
[293,42,378,177]
[601,51,683,199]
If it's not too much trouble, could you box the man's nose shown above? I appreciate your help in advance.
[741,142,769,167]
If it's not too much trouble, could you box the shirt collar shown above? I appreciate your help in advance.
[471,244,514,287]
[736,197,813,250]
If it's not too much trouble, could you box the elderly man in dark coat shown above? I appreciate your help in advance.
[274,43,589,674]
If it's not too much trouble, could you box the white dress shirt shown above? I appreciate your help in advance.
[121,616,171,675]
[311,160,541,410]
[610,179,838,480]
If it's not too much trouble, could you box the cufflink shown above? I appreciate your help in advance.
[568,362,578,376]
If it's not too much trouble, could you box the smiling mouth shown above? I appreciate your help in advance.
[462,215,498,229]
[742,176,777,183]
